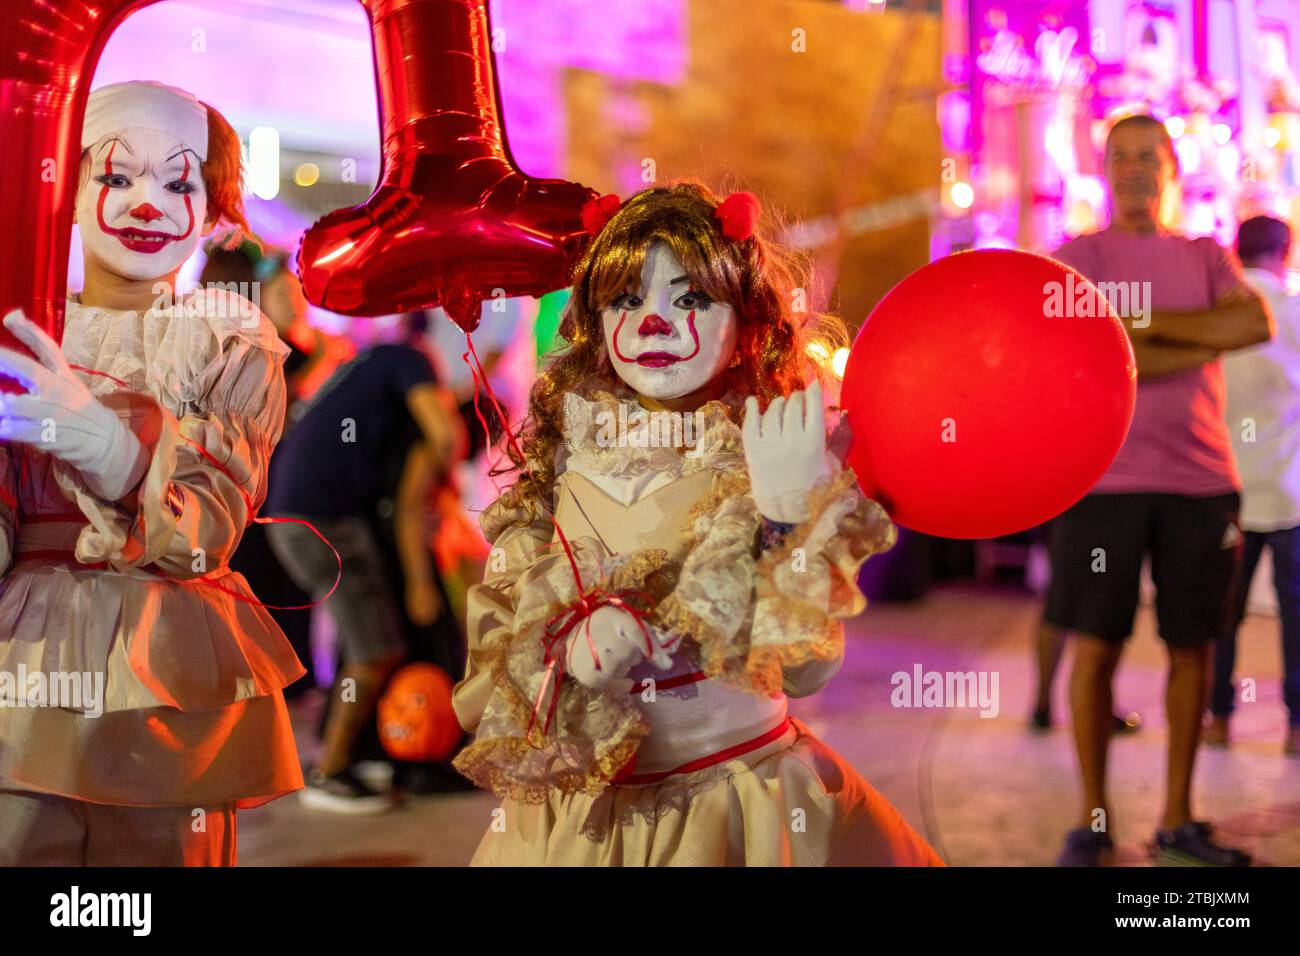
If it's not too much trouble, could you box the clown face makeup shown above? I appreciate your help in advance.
[76,127,208,281]
[601,243,738,401]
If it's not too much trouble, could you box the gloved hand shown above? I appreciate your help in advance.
[0,310,148,501]
[742,379,832,523]
[566,605,673,694]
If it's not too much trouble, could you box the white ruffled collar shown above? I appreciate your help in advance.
[558,389,746,483]
[65,288,289,358]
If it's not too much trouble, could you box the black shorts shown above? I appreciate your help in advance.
[1044,492,1241,647]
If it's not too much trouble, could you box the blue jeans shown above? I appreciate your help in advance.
[1211,525,1300,725]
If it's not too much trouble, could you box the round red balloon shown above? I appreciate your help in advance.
[378,663,463,763]
[841,248,1136,540]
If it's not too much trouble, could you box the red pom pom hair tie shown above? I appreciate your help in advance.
[581,193,622,235]
[715,191,761,241]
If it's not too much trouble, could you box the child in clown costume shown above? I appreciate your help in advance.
[0,81,302,865]
[452,183,943,866]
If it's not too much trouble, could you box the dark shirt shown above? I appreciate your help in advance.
[268,343,435,519]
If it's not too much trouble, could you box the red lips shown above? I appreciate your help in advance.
[113,227,177,254]
[94,143,192,255]
[613,309,703,367]
[635,351,684,367]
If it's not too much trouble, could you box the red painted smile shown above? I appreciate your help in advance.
[94,142,194,256]
[112,227,178,254]
[634,351,683,368]
[612,310,703,367]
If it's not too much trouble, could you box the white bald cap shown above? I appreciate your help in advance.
[81,80,209,161]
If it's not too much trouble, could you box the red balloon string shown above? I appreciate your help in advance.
[59,363,342,611]
[529,587,657,739]
[460,333,585,595]
[459,329,670,741]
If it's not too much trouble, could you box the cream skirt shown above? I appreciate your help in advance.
[470,717,944,866]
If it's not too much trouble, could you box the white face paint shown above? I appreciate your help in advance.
[601,244,738,400]
[76,127,207,281]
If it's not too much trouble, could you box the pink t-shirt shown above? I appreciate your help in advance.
[1052,228,1247,496]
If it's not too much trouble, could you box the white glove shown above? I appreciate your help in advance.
[0,310,148,501]
[742,379,832,523]
[566,605,673,694]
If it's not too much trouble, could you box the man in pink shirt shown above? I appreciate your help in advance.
[1047,114,1273,866]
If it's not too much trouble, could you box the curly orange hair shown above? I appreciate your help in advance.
[198,101,253,239]
[497,180,845,512]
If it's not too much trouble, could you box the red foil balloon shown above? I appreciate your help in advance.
[0,0,154,392]
[840,249,1136,539]
[297,0,598,332]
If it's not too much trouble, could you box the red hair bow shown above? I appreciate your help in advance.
[715,191,761,241]
[581,193,622,235]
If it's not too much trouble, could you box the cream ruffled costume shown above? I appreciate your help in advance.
[0,289,304,808]
[453,389,943,865]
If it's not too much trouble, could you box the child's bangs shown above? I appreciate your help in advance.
[586,223,736,312]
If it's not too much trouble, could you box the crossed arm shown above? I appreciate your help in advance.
[1128,286,1274,379]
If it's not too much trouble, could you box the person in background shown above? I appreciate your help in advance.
[419,305,517,631]
[1028,517,1140,735]
[200,240,325,697]
[1046,114,1272,866]
[1209,215,1300,756]
[347,316,476,793]
[265,313,465,812]
[1029,609,1141,734]
[202,239,326,410]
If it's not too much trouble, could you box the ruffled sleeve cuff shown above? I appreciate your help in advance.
[747,468,896,693]
[452,496,676,802]
[49,389,180,570]
[53,307,287,578]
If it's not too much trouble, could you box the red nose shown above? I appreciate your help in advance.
[129,203,165,223]
[637,313,673,336]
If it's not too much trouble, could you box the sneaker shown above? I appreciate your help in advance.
[1204,715,1230,748]
[1057,826,1114,866]
[1154,821,1250,867]
[352,759,396,792]
[299,766,397,815]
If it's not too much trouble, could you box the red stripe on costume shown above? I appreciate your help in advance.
[28,363,343,611]
[70,364,130,389]
[615,717,793,786]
